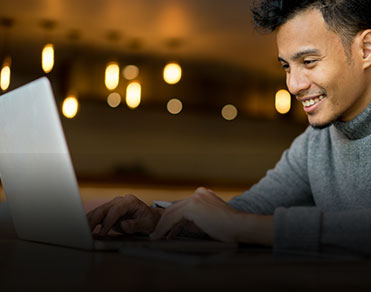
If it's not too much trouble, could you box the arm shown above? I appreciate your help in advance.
[150,187,371,255]
[151,128,316,244]
[88,127,316,246]
[86,188,274,245]
[274,206,371,255]
[150,187,274,246]
[229,127,315,215]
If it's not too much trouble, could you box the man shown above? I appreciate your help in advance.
[88,0,371,254]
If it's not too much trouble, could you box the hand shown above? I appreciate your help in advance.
[87,194,163,236]
[150,187,247,242]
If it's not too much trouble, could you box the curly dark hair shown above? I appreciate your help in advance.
[252,0,371,48]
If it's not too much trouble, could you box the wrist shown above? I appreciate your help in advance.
[236,213,274,246]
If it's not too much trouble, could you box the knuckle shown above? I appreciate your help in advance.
[112,196,124,203]
[195,186,207,193]
[189,195,201,205]
[193,189,206,199]
[123,194,137,202]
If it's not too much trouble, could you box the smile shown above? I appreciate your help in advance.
[302,95,325,107]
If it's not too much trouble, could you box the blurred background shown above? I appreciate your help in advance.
[0,0,308,189]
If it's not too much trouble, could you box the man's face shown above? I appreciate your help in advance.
[276,9,370,127]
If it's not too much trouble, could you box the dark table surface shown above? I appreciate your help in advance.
[1,230,371,292]
[1,189,371,292]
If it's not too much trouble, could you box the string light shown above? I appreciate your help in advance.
[126,81,141,109]
[0,18,13,91]
[105,62,120,90]
[275,89,291,114]
[163,62,182,84]
[0,57,11,91]
[62,95,79,119]
[41,43,54,73]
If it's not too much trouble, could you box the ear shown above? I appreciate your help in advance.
[359,29,371,69]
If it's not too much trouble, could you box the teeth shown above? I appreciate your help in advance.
[302,95,324,107]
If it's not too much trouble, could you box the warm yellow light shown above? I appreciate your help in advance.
[62,95,79,119]
[105,62,120,90]
[126,82,141,109]
[42,43,54,73]
[221,104,238,121]
[275,89,291,114]
[167,98,183,115]
[122,65,139,80]
[107,92,121,108]
[0,57,11,91]
[163,62,182,84]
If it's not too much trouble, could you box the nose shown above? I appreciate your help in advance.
[286,69,311,96]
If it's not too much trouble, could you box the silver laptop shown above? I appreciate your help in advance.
[0,77,126,250]
[0,77,239,259]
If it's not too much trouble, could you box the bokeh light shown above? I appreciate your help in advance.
[105,62,120,90]
[167,98,183,115]
[62,95,79,119]
[0,57,11,91]
[107,92,121,108]
[122,65,139,80]
[41,43,54,74]
[221,104,238,121]
[126,81,141,109]
[163,62,182,84]
[275,89,291,114]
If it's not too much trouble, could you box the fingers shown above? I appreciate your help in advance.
[120,214,157,235]
[86,195,138,235]
[166,220,188,239]
[87,187,220,239]
[120,219,148,234]
[150,201,185,240]
[193,187,224,204]
[149,187,216,240]
[182,220,204,235]
[86,201,112,231]
[99,204,124,236]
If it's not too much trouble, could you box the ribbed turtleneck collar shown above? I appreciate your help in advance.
[334,103,371,140]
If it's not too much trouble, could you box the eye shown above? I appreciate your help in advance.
[303,59,318,66]
[281,63,290,71]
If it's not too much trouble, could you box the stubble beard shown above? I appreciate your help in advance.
[308,110,343,130]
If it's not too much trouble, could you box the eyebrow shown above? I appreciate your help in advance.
[278,49,321,63]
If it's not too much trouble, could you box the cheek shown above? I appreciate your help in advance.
[313,63,349,96]
[335,65,362,98]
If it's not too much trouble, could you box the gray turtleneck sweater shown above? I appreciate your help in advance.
[229,103,371,255]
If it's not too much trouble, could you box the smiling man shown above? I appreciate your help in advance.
[275,6,371,128]
[88,0,371,254]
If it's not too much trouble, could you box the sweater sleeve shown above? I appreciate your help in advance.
[274,206,371,255]
[228,127,315,214]
[227,126,371,255]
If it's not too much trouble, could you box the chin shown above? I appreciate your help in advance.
[306,107,344,129]
[307,115,336,129]
[310,122,333,130]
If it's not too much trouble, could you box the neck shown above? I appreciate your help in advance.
[334,101,371,140]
